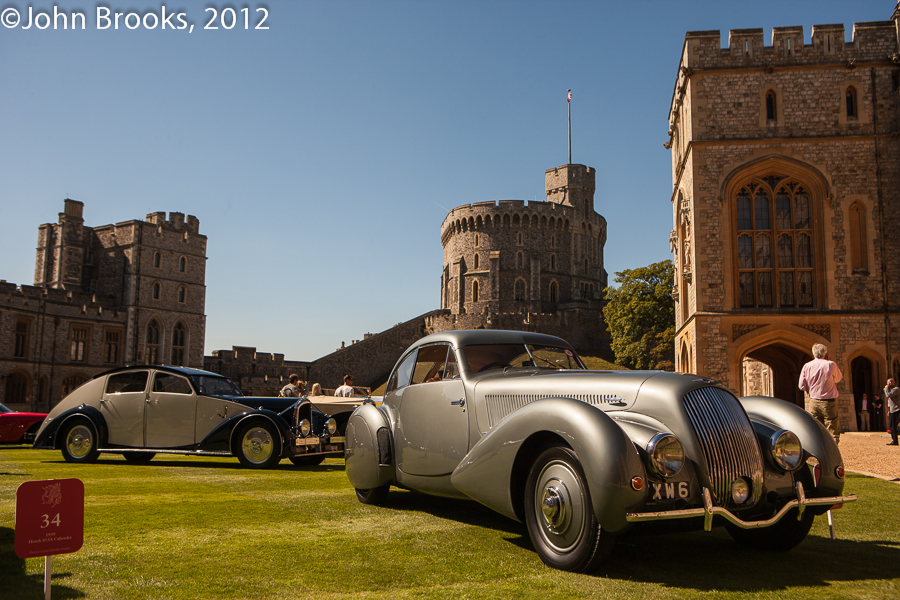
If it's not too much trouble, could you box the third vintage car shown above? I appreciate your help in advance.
[344,330,856,572]
[33,365,354,468]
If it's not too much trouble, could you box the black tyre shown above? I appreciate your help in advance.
[123,452,156,463]
[236,421,282,469]
[288,455,325,467]
[524,445,615,572]
[60,418,100,464]
[725,506,815,551]
[356,485,390,505]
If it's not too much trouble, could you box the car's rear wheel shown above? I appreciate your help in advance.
[725,506,815,551]
[236,421,281,469]
[356,485,390,505]
[288,454,325,466]
[123,452,156,463]
[524,445,614,572]
[60,418,100,464]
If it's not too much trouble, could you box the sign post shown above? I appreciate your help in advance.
[15,478,85,600]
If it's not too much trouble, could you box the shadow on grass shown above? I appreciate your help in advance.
[35,456,347,471]
[596,527,900,591]
[0,528,84,599]
[378,490,900,590]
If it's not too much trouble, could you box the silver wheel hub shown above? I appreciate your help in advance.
[241,427,274,464]
[66,425,93,458]
[534,460,586,552]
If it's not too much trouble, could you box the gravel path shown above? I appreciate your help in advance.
[839,431,900,482]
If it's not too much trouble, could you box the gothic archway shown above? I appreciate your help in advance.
[743,342,810,407]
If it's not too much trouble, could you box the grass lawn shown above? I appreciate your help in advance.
[1,448,898,599]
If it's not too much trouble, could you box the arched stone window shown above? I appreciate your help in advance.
[550,254,557,271]
[153,251,161,268]
[178,286,186,303]
[514,279,526,301]
[549,281,558,303]
[765,91,776,122]
[171,322,186,366]
[734,177,815,308]
[473,253,479,270]
[152,282,161,300]
[146,319,160,364]
[179,256,187,272]
[849,202,868,273]
[472,280,479,303]
[61,374,87,397]
[517,251,523,269]
[5,372,29,403]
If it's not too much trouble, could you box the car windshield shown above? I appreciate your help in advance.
[190,375,243,397]
[0,403,10,414]
[462,344,585,374]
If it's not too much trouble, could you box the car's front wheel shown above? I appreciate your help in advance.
[524,445,614,572]
[236,421,281,469]
[60,418,100,464]
[725,506,815,551]
[288,455,325,466]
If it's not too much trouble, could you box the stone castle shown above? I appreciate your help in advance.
[1,199,207,408]
[669,13,900,432]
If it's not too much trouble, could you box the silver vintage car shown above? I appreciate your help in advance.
[345,330,856,572]
[33,366,352,468]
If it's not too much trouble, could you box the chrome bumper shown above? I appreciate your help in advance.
[626,482,857,531]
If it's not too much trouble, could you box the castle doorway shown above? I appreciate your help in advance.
[851,356,874,431]
[743,343,810,407]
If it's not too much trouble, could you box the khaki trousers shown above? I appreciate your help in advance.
[809,398,840,444]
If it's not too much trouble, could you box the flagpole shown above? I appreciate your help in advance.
[567,89,572,165]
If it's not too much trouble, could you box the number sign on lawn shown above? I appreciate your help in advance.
[15,478,85,559]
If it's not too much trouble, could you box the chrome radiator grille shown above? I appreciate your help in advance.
[682,387,764,508]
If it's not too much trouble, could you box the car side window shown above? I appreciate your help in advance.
[153,373,193,395]
[387,351,417,393]
[444,348,460,380]
[106,371,149,394]
[411,344,450,385]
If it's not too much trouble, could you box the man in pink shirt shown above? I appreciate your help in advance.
[798,343,843,444]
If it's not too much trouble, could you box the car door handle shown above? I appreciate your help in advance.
[451,398,465,407]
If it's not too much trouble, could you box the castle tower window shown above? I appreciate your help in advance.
[517,252,523,269]
[14,319,30,358]
[514,279,526,301]
[765,91,776,122]
[153,251,161,268]
[104,328,123,364]
[69,325,89,362]
[5,372,28,403]
[474,235,479,247]
[146,319,160,364]
[735,179,814,308]
[517,232,523,245]
[179,256,187,272]
[472,280,479,303]
[551,254,557,271]
[551,234,556,248]
[473,253,479,270]
[549,281,558,303]
[178,286,186,303]
[849,202,868,273]
[171,322,186,366]
[152,282,161,300]
[845,86,858,119]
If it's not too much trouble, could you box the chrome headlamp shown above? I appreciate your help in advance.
[325,417,337,436]
[647,433,685,478]
[770,429,802,471]
[298,419,311,437]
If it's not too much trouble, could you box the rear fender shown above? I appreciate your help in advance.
[33,405,107,450]
[345,403,395,490]
[451,397,646,532]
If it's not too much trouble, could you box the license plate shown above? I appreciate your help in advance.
[651,481,690,500]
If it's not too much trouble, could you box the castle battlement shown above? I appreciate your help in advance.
[146,211,201,234]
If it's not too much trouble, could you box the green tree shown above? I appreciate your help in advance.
[603,260,675,370]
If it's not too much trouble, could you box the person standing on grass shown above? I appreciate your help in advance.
[798,344,843,445]
[884,379,900,446]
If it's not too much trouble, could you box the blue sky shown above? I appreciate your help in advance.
[0,0,888,360]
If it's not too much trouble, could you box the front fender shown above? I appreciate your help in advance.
[739,395,846,498]
[345,403,394,491]
[198,410,289,455]
[451,397,646,532]
[33,405,107,450]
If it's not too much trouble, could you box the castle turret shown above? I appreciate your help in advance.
[545,164,595,217]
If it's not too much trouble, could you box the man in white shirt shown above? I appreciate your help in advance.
[334,375,354,397]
